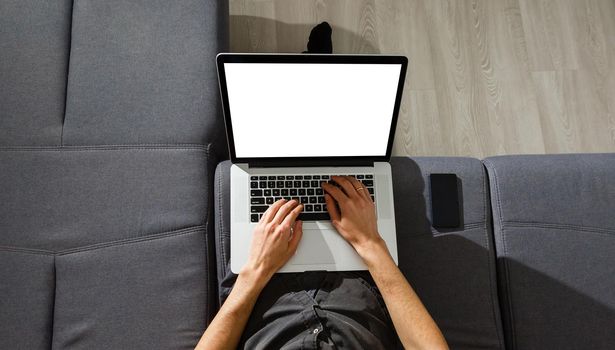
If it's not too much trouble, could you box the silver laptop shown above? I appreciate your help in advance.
[216,53,408,273]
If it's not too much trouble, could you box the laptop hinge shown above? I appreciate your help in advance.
[248,159,375,168]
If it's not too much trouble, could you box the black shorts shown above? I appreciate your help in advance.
[219,269,402,349]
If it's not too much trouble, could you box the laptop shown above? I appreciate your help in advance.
[216,53,408,273]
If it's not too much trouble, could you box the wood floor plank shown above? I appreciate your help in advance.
[374,0,435,90]
[393,89,447,156]
[519,0,580,71]
[531,70,615,153]
[480,0,545,155]
[532,71,578,153]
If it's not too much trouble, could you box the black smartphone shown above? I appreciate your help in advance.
[429,173,460,228]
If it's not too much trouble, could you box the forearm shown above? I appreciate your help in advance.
[195,268,270,350]
[357,240,448,350]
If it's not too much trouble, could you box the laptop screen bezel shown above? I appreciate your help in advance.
[216,53,408,167]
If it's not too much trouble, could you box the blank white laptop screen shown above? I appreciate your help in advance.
[224,63,402,158]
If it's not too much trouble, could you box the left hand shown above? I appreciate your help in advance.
[242,199,304,281]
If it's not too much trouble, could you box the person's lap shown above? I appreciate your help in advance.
[220,267,402,349]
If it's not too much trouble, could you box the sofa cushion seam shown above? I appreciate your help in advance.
[484,159,516,349]
[203,142,212,324]
[0,246,56,256]
[503,221,615,235]
[56,225,205,255]
[418,222,486,236]
[217,165,227,273]
[0,144,208,152]
[481,162,504,349]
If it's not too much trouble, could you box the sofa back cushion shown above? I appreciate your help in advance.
[0,0,72,146]
[62,0,228,156]
[484,154,615,349]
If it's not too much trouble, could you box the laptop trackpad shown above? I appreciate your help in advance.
[288,228,335,265]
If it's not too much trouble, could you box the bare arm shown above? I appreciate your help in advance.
[358,240,448,350]
[195,269,268,350]
[323,176,448,350]
[195,199,304,350]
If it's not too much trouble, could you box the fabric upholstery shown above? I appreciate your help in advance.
[0,0,71,146]
[0,250,54,349]
[214,161,232,303]
[62,0,228,157]
[2,0,227,348]
[484,154,615,350]
[390,157,504,349]
[0,146,211,251]
[0,146,217,349]
[52,227,209,350]
[214,158,505,349]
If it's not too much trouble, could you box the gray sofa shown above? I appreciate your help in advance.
[1,0,227,348]
[1,1,614,349]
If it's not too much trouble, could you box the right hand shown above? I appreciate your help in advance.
[242,199,304,281]
[322,176,387,256]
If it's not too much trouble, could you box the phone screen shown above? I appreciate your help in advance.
[429,174,460,228]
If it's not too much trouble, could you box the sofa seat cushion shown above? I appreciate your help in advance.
[51,227,209,349]
[484,154,615,349]
[0,250,54,349]
[214,157,504,349]
[0,145,217,349]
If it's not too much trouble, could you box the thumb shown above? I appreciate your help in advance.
[324,194,340,222]
[289,220,303,253]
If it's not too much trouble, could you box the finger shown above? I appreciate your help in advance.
[347,176,371,201]
[281,202,304,230]
[262,199,287,223]
[272,199,299,224]
[288,220,303,253]
[324,193,341,221]
[332,176,358,198]
[322,181,347,204]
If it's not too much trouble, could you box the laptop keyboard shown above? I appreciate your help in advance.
[250,174,375,222]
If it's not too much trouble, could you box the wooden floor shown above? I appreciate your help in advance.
[230,0,615,158]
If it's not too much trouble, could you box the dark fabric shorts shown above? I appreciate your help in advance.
[220,268,402,349]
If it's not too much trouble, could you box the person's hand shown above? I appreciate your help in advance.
[322,176,387,258]
[242,199,304,282]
